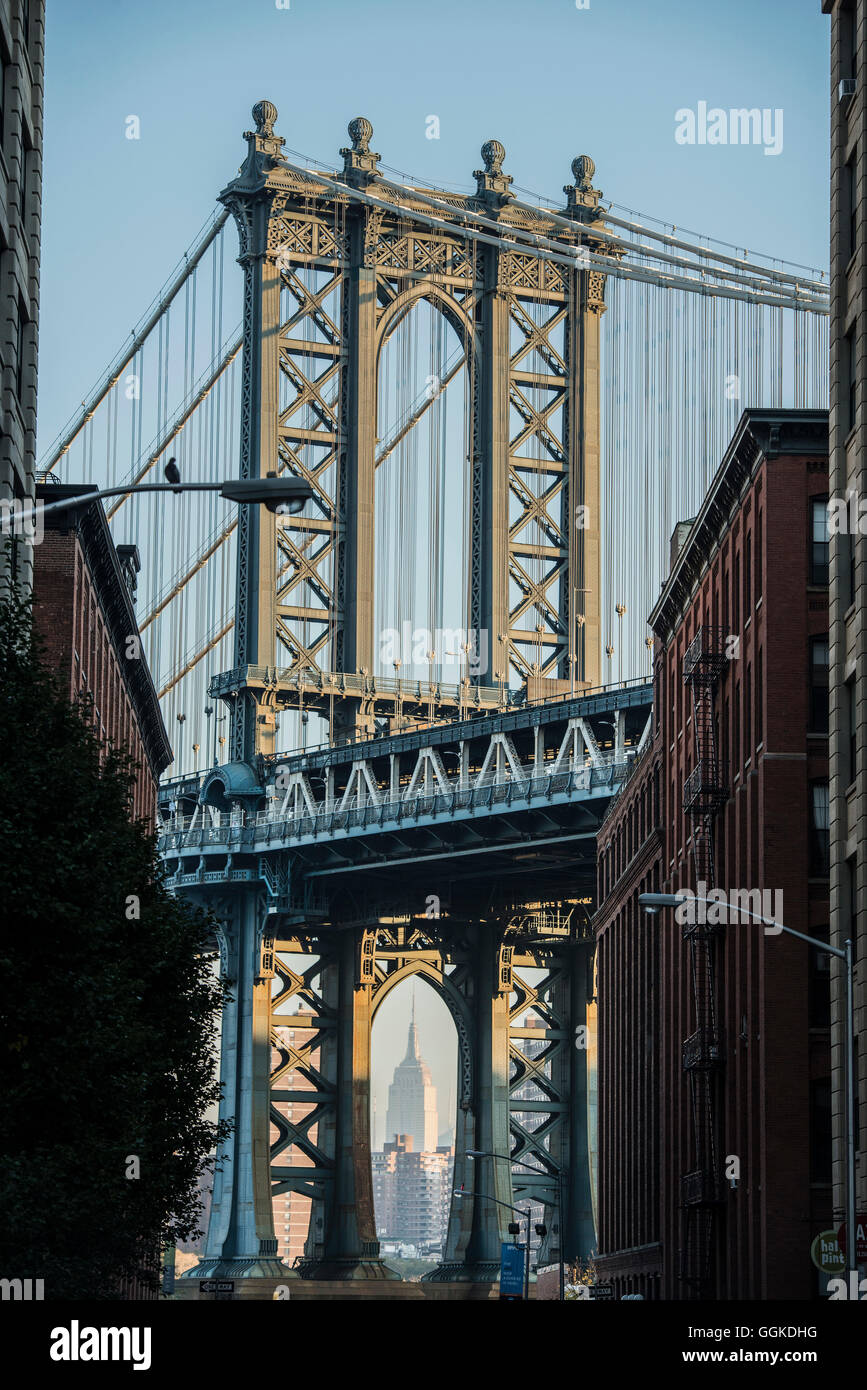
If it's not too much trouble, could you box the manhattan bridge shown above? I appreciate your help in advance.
[39,103,828,1290]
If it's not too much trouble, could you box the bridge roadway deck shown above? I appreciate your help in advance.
[158,682,652,894]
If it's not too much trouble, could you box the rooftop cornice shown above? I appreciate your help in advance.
[649,408,828,642]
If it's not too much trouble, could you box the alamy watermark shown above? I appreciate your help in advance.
[675,881,784,933]
[1,1276,44,1300]
[675,103,783,157]
[0,497,43,545]
[827,490,867,534]
[379,624,489,677]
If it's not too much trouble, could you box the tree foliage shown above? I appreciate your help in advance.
[0,584,229,1299]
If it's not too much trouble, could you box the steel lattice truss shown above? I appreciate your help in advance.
[265,916,591,1272]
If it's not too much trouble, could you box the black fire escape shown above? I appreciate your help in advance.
[680,625,729,1297]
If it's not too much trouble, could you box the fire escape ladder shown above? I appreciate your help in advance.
[679,625,729,1297]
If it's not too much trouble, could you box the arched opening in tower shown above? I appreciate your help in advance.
[370,976,458,1274]
[374,298,474,701]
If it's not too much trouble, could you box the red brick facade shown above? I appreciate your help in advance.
[33,486,171,823]
[594,409,831,1300]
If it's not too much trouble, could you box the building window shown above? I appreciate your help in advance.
[847,152,858,261]
[810,1080,833,1184]
[809,781,830,878]
[846,327,857,433]
[755,653,763,746]
[15,301,27,405]
[733,553,740,632]
[733,681,741,773]
[810,498,830,585]
[848,679,857,785]
[744,662,752,757]
[755,511,762,599]
[809,638,829,734]
[843,2,857,79]
[19,145,27,233]
[21,0,31,49]
[745,532,752,614]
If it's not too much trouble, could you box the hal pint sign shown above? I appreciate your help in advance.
[810,1230,844,1275]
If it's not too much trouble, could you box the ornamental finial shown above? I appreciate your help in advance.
[564,152,601,218]
[571,154,596,190]
[481,139,506,175]
[340,116,380,185]
[474,139,512,205]
[348,116,374,153]
[252,100,278,138]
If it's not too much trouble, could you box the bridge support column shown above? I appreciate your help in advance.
[298,931,399,1280]
[189,895,292,1280]
[219,103,294,762]
[427,925,513,1283]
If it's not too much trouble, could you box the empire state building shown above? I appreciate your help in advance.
[384,1001,438,1152]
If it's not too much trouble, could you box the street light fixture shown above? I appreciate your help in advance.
[638,890,858,1287]
[467,1149,566,1301]
[29,460,313,523]
[454,1188,534,1300]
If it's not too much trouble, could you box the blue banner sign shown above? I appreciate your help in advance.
[500,1242,525,1298]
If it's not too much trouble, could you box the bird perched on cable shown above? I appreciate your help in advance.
[164,457,181,492]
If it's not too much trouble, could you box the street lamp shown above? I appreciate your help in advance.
[204,705,216,767]
[453,1188,534,1300]
[392,657,402,731]
[29,460,313,523]
[639,890,858,1287]
[468,1149,565,1301]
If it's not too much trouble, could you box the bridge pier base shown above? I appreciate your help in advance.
[182,893,296,1282]
[425,925,513,1284]
[296,932,400,1281]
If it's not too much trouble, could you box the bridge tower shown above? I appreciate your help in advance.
[217,101,616,758]
[180,104,622,1289]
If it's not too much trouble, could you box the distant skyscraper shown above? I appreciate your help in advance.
[384,998,438,1153]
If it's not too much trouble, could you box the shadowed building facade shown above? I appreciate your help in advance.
[821,0,867,1264]
[594,409,832,1299]
[0,0,44,590]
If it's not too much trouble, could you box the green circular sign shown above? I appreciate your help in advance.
[810,1230,845,1274]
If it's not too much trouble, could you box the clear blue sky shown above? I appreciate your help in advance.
[39,0,829,452]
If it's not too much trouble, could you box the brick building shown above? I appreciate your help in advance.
[32,483,172,821]
[821,0,867,1255]
[0,0,44,589]
[594,408,832,1299]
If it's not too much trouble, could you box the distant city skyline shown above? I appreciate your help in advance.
[372,985,456,1151]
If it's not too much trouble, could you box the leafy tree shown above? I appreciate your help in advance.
[0,583,229,1299]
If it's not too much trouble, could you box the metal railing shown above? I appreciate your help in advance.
[683,758,729,815]
[158,758,633,848]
